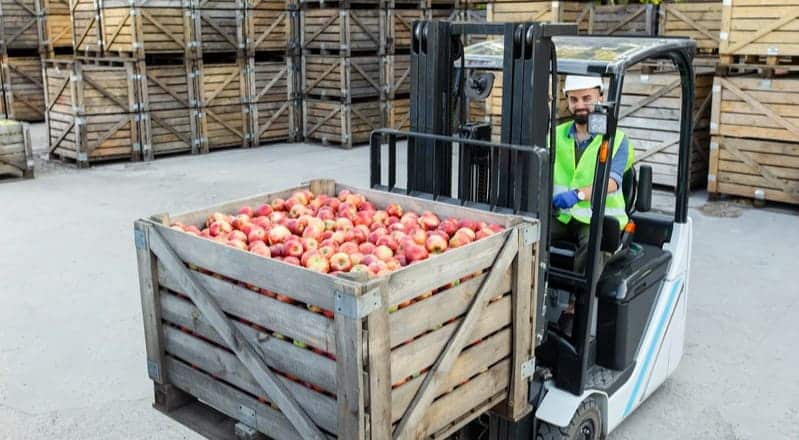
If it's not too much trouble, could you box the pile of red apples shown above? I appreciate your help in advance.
[171,189,504,277]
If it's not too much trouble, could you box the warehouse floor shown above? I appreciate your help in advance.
[1,123,797,440]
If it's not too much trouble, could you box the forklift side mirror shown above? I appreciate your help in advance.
[636,165,653,213]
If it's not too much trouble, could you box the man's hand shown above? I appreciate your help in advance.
[553,190,580,210]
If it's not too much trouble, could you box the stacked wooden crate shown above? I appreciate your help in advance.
[46,0,298,166]
[620,68,714,189]
[0,118,34,179]
[708,0,799,205]
[300,1,384,147]
[658,0,722,68]
[0,0,48,122]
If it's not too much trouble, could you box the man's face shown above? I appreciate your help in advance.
[567,87,602,124]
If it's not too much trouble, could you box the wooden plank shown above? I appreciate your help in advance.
[147,224,327,440]
[135,220,168,383]
[393,228,518,440]
[334,281,366,440]
[366,280,392,439]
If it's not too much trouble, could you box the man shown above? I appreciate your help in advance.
[551,75,634,273]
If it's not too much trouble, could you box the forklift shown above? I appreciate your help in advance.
[369,21,696,439]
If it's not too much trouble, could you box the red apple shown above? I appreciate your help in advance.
[409,228,426,246]
[376,235,398,251]
[331,230,346,244]
[284,240,304,258]
[337,189,351,201]
[318,244,337,258]
[386,203,403,218]
[269,211,286,224]
[255,204,273,217]
[489,223,504,233]
[354,210,373,227]
[250,245,271,258]
[227,230,246,243]
[372,210,389,225]
[400,213,419,229]
[271,198,286,211]
[291,191,309,206]
[238,206,255,217]
[449,230,474,248]
[335,217,353,231]
[206,212,227,228]
[209,221,232,237]
[350,252,365,265]
[404,243,429,263]
[289,204,308,219]
[228,239,248,251]
[305,252,330,273]
[329,252,352,272]
[339,242,359,255]
[338,202,357,220]
[456,227,476,241]
[268,225,291,244]
[426,234,448,253]
[476,227,495,240]
[269,243,285,257]
[418,211,440,230]
[301,237,318,251]
[440,218,459,236]
[459,219,479,232]
[283,256,300,265]
[368,228,388,245]
[374,245,394,262]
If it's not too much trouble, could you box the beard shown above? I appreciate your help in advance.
[572,110,588,124]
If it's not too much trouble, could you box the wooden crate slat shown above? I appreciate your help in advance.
[71,0,103,52]
[659,1,721,53]
[250,100,296,144]
[245,8,290,53]
[158,269,338,355]
[195,8,242,54]
[385,54,409,99]
[386,9,422,53]
[386,98,409,131]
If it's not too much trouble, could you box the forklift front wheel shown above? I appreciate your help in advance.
[536,397,603,440]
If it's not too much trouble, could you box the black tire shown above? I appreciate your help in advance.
[536,398,603,440]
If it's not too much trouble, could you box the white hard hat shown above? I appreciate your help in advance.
[563,75,604,94]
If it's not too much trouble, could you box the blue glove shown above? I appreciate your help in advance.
[553,190,580,210]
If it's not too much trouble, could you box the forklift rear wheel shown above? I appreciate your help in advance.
[536,398,603,440]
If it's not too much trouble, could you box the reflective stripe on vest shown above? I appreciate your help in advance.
[553,121,633,229]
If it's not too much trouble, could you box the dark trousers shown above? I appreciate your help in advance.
[550,218,591,273]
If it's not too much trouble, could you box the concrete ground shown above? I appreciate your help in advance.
[1,123,797,440]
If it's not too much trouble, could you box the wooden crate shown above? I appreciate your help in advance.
[0,0,43,50]
[135,178,539,440]
[385,54,409,99]
[0,119,33,178]
[244,8,293,54]
[301,9,383,54]
[719,0,799,60]
[247,56,294,102]
[193,7,244,54]
[101,2,193,57]
[302,54,382,100]
[45,59,140,165]
[620,69,714,189]
[708,135,799,204]
[303,98,381,147]
[137,60,198,158]
[582,3,657,36]
[486,1,584,27]
[659,1,721,54]
[71,0,103,53]
[385,97,409,131]
[250,99,298,144]
[40,0,72,49]
[386,9,423,53]
[1,55,46,122]
[195,57,250,149]
[710,75,799,143]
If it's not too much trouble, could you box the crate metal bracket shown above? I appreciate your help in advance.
[239,405,257,428]
[521,358,535,379]
[521,223,539,247]
[335,287,382,319]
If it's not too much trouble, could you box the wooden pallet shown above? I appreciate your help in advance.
[1,54,46,122]
[195,56,250,150]
[137,59,198,158]
[710,75,799,144]
[301,9,383,54]
[0,119,34,179]
[135,178,539,440]
[0,0,43,50]
[45,59,140,165]
[719,0,799,59]
[101,1,193,58]
[385,9,422,54]
[303,98,381,147]
[384,54,409,99]
[659,1,721,55]
[303,53,382,100]
[709,135,799,205]
[40,0,73,50]
[70,0,103,53]
[619,69,714,189]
